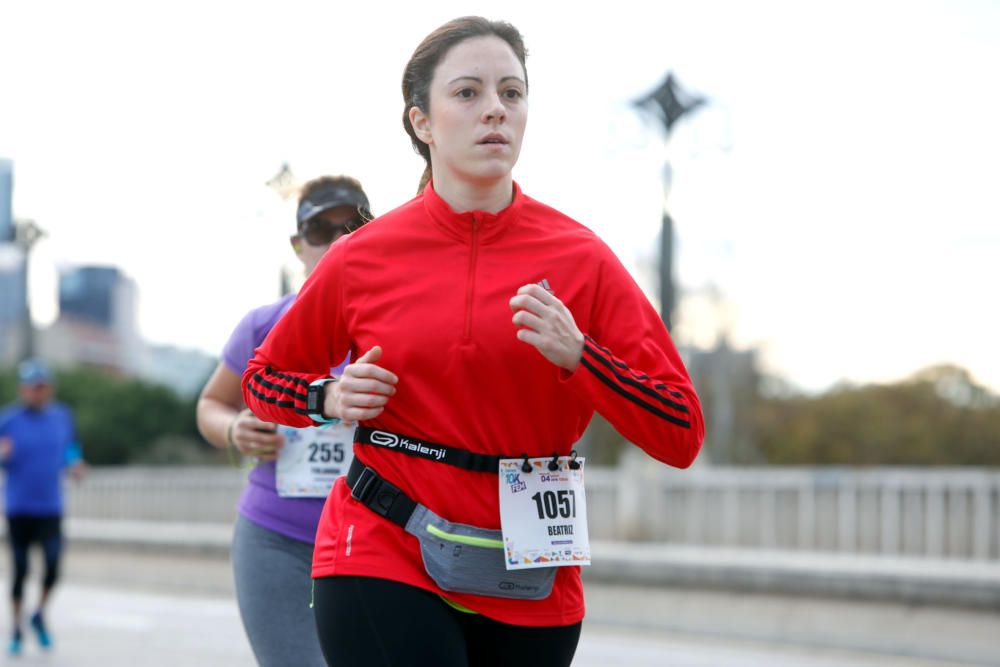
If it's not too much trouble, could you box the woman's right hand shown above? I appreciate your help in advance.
[326,345,398,422]
[228,409,285,461]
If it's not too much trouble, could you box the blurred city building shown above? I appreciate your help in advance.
[0,245,26,363]
[27,263,214,397]
[0,158,26,363]
[0,158,12,241]
[59,265,130,328]
[37,265,143,375]
[686,338,761,465]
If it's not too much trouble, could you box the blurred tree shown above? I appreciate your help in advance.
[0,366,219,465]
[756,364,1000,465]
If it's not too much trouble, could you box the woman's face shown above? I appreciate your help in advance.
[291,205,360,275]
[413,35,528,188]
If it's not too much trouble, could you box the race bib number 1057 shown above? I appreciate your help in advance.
[498,456,590,571]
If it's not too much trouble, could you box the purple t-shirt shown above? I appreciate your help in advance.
[222,293,347,544]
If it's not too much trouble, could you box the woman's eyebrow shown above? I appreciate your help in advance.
[446,75,526,85]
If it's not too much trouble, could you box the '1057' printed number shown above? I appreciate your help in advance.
[530,490,576,520]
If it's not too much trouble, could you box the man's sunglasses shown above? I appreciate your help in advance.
[298,217,365,246]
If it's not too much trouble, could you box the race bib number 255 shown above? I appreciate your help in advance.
[275,423,355,497]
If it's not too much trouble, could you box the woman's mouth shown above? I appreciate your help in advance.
[478,133,508,145]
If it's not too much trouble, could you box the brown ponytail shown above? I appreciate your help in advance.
[416,166,432,196]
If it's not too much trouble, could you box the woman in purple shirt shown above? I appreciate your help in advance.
[196,175,372,667]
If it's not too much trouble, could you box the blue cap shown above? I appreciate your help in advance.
[17,359,53,385]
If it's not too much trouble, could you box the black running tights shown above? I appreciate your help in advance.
[7,516,62,600]
[313,576,581,667]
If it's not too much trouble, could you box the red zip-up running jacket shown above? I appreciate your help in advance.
[243,181,704,626]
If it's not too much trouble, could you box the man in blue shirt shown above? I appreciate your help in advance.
[0,360,84,656]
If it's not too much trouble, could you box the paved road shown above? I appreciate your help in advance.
[0,547,975,666]
[6,583,963,667]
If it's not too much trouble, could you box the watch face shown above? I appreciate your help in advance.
[308,385,321,412]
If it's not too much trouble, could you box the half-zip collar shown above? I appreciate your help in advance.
[422,180,524,245]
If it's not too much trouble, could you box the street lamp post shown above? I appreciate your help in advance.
[13,218,45,361]
[266,163,299,296]
[634,73,706,331]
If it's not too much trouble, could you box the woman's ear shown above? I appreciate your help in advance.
[409,106,433,145]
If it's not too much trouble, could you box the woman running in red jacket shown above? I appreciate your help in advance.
[242,16,704,667]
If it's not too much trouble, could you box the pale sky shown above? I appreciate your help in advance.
[2,0,998,393]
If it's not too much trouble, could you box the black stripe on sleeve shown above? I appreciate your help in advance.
[250,372,308,404]
[582,343,689,415]
[586,337,685,399]
[247,385,310,415]
[580,357,691,429]
[269,368,311,389]
[653,382,685,399]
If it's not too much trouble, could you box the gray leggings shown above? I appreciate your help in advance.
[231,516,326,667]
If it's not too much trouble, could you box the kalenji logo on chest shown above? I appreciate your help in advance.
[371,430,446,461]
[370,431,399,447]
[538,278,554,294]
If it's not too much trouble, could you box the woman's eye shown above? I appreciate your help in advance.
[457,88,476,98]
[503,88,523,100]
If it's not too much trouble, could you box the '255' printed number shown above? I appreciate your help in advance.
[308,442,345,463]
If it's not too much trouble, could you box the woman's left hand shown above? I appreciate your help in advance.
[509,284,584,372]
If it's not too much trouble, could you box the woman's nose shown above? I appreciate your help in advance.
[482,92,507,123]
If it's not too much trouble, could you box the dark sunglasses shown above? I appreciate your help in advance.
[299,217,364,246]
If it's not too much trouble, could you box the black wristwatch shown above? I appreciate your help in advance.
[307,378,339,425]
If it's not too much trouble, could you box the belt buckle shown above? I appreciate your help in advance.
[350,466,378,504]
